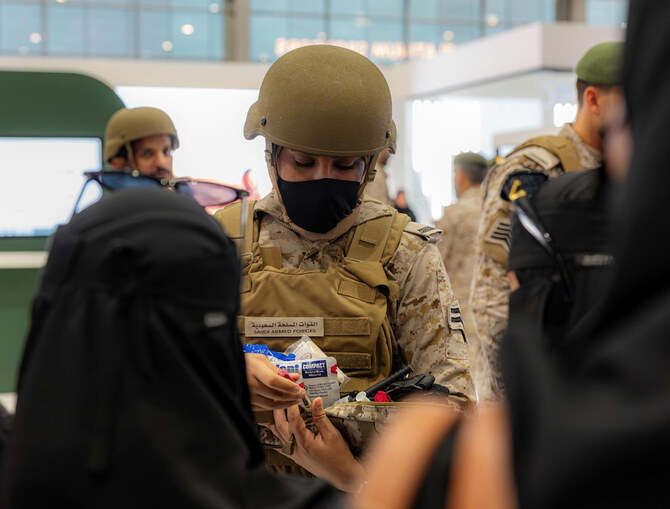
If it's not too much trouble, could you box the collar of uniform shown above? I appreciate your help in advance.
[559,123,603,167]
[254,191,394,242]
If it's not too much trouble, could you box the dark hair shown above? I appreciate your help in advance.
[457,162,487,185]
[576,78,613,107]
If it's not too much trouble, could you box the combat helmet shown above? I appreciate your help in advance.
[104,107,179,165]
[244,45,396,190]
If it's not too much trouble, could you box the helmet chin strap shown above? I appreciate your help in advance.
[124,141,139,173]
[359,153,380,198]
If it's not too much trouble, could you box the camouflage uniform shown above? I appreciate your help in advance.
[364,163,393,206]
[470,123,602,400]
[253,191,475,406]
[436,186,486,401]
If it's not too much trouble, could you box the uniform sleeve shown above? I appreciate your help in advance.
[469,154,546,399]
[436,211,456,270]
[390,235,476,408]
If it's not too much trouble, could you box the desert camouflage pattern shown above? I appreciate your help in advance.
[254,192,475,406]
[436,186,486,401]
[470,123,602,400]
[364,162,393,206]
[325,399,468,454]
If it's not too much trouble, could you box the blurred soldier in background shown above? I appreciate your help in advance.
[104,106,178,181]
[470,41,624,400]
[437,152,488,401]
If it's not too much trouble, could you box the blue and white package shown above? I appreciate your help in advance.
[274,356,340,407]
[242,344,296,362]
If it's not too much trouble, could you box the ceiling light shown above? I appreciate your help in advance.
[486,14,500,27]
[208,3,220,14]
[162,40,174,52]
[442,30,454,41]
[29,33,42,44]
[181,24,195,35]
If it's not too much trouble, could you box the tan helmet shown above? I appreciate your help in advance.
[244,45,396,172]
[104,107,179,163]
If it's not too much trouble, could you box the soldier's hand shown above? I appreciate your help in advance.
[272,397,365,492]
[244,353,305,410]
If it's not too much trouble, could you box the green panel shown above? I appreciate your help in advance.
[0,70,125,156]
[0,237,48,252]
[0,269,40,392]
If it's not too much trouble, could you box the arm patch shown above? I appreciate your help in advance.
[512,146,560,171]
[404,222,442,243]
[480,211,511,265]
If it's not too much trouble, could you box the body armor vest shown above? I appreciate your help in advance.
[216,200,411,395]
[510,135,582,172]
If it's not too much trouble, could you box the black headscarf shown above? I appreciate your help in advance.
[503,3,670,508]
[2,189,337,508]
[507,167,613,353]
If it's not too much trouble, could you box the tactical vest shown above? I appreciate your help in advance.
[509,135,582,173]
[215,200,411,394]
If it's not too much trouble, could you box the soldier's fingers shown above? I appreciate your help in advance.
[251,394,295,411]
[252,381,304,404]
[272,408,290,442]
[286,404,312,449]
[265,423,282,441]
[255,372,304,399]
[310,398,335,438]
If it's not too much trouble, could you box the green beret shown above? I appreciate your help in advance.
[454,152,487,168]
[575,41,624,85]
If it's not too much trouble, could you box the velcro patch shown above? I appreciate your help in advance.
[447,300,467,343]
[574,253,614,267]
[405,222,442,243]
[481,213,511,264]
[513,146,560,170]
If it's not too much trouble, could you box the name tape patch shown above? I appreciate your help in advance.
[244,317,324,337]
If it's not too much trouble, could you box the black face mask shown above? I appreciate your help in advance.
[277,177,360,233]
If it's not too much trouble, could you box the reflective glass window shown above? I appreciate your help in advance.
[48,5,85,56]
[586,0,628,27]
[139,9,171,59]
[250,0,325,14]
[249,14,326,63]
[410,0,480,21]
[170,11,223,59]
[88,7,135,58]
[330,0,403,18]
[0,4,42,56]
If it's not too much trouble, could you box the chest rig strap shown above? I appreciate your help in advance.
[214,200,260,292]
[345,210,410,265]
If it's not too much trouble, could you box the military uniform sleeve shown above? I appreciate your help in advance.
[469,151,557,399]
[388,233,475,408]
[436,211,456,269]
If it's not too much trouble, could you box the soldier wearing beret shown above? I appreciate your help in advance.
[437,152,489,401]
[470,42,624,401]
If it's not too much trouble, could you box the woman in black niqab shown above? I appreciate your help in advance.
[502,2,670,508]
[2,188,337,508]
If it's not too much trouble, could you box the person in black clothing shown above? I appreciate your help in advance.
[393,190,417,222]
[355,2,670,507]
[2,188,339,508]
